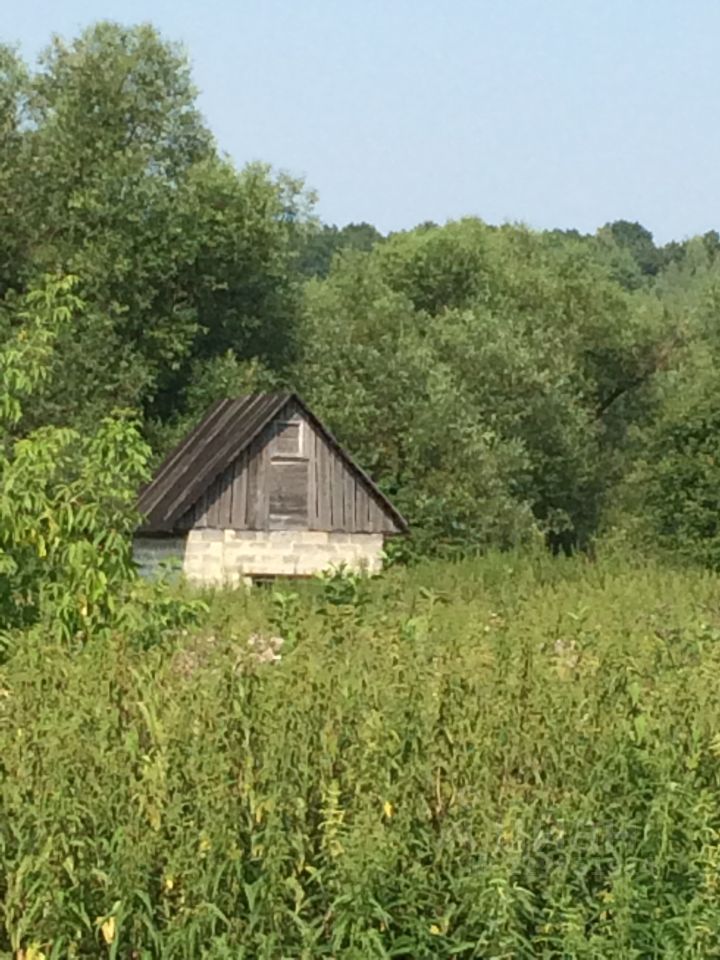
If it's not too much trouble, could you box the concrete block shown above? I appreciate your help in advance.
[293,550,337,573]
[328,533,353,544]
[228,552,253,566]
[136,527,387,586]
[223,540,253,552]
[293,542,337,554]
[187,529,224,543]
[267,531,297,546]
[133,536,186,580]
[225,529,260,541]
[295,531,329,545]
[187,542,216,556]
[224,552,251,569]
[253,556,295,575]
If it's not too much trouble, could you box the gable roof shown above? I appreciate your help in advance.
[138,392,408,534]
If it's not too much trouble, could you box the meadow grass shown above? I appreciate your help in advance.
[3,550,720,957]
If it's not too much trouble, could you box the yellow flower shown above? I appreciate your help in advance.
[23,945,47,960]
[101,917,116,944]
[383,800,394,819]
[163,873,175,892]
[429,924,441,936]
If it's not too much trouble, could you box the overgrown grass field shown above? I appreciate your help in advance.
[3,552,720,957]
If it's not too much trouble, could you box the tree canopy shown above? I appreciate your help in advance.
[0,23,311,435]
[3,20,720,566]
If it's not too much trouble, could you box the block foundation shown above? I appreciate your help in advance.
[134,530,385,585]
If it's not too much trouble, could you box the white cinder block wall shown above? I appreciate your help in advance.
[134,530,385,585]
[133,536,186,580]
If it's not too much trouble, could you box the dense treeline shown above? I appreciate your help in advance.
[3,22,720,564]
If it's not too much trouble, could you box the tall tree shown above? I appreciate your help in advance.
[297,221,383,278]
[0,23,311,433]
[595,220,660,289]
[296,219,672,552]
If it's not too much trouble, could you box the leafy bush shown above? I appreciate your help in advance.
[0,275,203,654]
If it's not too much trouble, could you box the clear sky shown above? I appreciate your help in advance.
[8,0,719,243]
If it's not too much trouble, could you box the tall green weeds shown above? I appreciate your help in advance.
[3,553,720,957]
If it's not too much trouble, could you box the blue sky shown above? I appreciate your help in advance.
[8,0,719,242]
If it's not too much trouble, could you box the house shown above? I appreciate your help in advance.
[134,392,408,584]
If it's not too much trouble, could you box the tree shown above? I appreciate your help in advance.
[295,219,672,553]
[299,256,536,553]
[595,220,660,289]
[0,276,148,640]
[297,221,383,278]
[0,46,27,302]
[0,23,311,434]
[616,254,720,566]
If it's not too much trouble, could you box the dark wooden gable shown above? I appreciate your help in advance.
[139,394,407,535]
[305,411,400,533]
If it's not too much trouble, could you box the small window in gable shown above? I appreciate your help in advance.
[272,420,306,460]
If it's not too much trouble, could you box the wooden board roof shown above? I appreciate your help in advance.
[138,392,408,534]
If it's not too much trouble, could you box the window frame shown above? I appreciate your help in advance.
[270,419,307,461]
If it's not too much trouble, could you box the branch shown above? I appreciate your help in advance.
[595,329,686,419]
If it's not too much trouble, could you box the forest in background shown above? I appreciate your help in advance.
[2,22,720,571]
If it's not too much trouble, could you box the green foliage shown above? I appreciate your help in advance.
[8,24,720,958]
[6,21,720,564]
[0,23,311,433]
[145,351,280,462]
[608,246,720,566]
[643,407,720,568]
[297,218,671,552]
[0,277,143,642]
[619,341,720,569]
[596,220,661,288]
[4,553,720,955]
[0,275,202,650]
[297,221,384,278]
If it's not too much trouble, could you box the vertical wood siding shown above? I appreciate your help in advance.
[178,402,399,534]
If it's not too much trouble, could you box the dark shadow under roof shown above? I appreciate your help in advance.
[138,392,408,534]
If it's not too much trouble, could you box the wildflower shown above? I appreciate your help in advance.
[20,946,47,960]
[245,633,284,666]
[101,917,116,945]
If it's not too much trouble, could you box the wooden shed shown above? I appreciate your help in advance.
[134,392,408,584]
